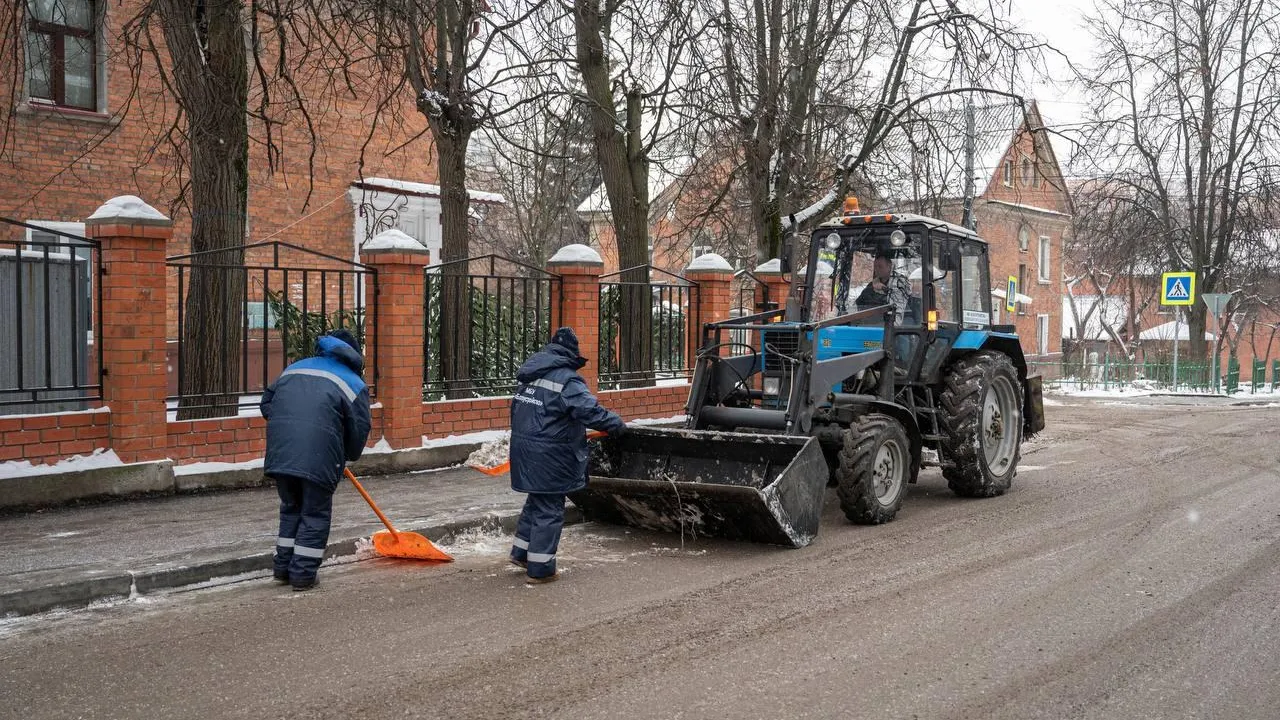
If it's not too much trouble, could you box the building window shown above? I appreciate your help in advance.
[1038,235,1051,282]
[1017,263,1027,315]
[26,0,98,111]
[1037,314,1050,355]
[1002,160,1013,187]
[1021,157,1033,186]
[1018,227,1030,252]
[691,244,712,262]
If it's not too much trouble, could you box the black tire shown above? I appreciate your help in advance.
[835,414,911,524]
[938,351,1023,498]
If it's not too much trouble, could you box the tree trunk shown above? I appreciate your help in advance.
[436,130,473,399]
[161,0,248,421]
[574,1,651,387]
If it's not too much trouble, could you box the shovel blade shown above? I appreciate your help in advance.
[372,530,454,562]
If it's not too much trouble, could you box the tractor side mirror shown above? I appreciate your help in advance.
[779,237,793,274]
[936,241,960,272]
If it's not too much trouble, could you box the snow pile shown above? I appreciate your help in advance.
[367,437,394,454]
[0,448,123,480]
[466,435,511,469]
[354,536,378,560]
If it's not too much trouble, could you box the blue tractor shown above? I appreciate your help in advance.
[572,209,1045,546]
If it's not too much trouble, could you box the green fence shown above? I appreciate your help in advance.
[1031,356,1278,395]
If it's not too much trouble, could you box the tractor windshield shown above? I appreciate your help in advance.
[819,228,924,325]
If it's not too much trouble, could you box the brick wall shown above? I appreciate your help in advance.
[0,410,110,463]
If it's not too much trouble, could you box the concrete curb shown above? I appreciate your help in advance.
[1,443,483,512]
[0,505,584,618]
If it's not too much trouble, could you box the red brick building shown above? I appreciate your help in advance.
[0,1,457,260]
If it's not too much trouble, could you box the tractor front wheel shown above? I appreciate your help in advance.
[939,351,1023,498]
[836,414,911,524]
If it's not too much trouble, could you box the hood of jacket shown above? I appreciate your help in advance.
[517,342,585,383]
[316,334,364,373]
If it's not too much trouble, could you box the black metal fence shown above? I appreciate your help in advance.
[0,217,102,413]
[598,266,699,390]
[167,242,376,419]
[424,255,561,399]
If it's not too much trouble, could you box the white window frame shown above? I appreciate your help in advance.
[1018,227,1030,253]
[1002,160,1013,187]
[1038,235,1051,283]
[1021,157,1033,186]
[1037,314,1051,356]
[691,244,712,262]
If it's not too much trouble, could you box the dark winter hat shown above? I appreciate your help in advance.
[551,326,580,356]
[327,328,361,353]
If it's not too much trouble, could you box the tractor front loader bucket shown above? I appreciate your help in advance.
[571,427,829,548]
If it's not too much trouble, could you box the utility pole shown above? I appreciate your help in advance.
[960,92,976,230]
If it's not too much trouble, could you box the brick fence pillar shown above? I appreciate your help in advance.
[86,196,172,463]
[755,258,791,319]
[362,230,430,448]
[685,253,734,357]
[547,244,604,392]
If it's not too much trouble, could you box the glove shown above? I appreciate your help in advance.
[609,423,628,438]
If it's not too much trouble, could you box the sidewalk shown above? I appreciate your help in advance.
[0,466,560,617]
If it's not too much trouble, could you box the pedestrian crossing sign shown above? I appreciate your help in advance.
[1161,272,1196,306]
[1006,276,1017,313]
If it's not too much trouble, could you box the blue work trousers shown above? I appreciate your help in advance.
[510,493,567,579]
[273,474,334,584]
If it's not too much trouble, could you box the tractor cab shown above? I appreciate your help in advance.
[804,211,1002,386]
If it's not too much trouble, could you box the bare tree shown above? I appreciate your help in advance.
[569,0,703,386]
[674,0,1045,261]
[1078,0,1280,360]
[1063,179,1165,359]
[473,95,598,269]
[335,0,552,397]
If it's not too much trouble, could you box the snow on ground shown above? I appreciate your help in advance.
[0,449,124,480]
[172,457,264,476]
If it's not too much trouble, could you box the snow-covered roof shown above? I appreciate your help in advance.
[576,160,690,215]
[1061,295,1128,341]
[353,177,506,205]
[797,261,834,278]
[1138,320,1215,342]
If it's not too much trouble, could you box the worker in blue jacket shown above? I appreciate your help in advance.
[261,329,372,591]
[510,327,625,584]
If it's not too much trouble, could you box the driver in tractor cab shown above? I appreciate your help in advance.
[855,252,912,323]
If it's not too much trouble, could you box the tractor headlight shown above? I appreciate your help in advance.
[824,232,841,251]
[763,376,782,397]
[889,229,907,247]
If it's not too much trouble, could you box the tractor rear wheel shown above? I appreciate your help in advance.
[939,351,1023,497]
[836,414,910,524]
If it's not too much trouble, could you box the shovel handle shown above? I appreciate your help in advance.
[344,467,400,540]
[586,430,608,439]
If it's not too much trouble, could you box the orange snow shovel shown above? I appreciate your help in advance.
[344,468,453,562]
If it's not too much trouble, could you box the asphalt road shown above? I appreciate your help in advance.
[2,396,1278,720]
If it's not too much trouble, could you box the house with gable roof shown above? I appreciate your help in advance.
[863,100,1072,358]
